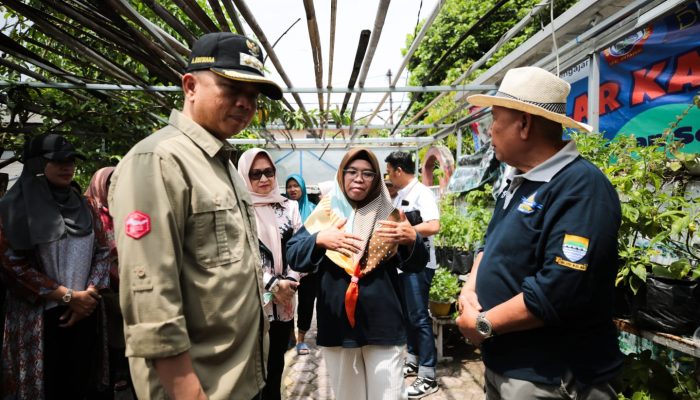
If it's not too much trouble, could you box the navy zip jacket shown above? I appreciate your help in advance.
[477,142,623,386]
[287,227,428,347]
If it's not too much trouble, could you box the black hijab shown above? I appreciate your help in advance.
[0,134,92,251]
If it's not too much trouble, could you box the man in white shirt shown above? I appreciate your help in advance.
[385,151,441,399]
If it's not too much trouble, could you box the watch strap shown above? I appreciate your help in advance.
[268,278,280,293]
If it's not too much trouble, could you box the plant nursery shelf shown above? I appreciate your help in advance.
[433,316,457,362]
[614,319,700,358]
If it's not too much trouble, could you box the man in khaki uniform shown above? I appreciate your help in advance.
[109,33,283,400]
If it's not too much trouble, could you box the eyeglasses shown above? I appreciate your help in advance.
[249,167,276,181]
[343,168,377,181]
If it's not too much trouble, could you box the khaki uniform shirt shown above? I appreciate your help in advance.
[109,110,268,400]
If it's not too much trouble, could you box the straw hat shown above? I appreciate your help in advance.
[467,67,592,132]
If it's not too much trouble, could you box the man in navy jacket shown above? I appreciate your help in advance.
[456,67,622,399]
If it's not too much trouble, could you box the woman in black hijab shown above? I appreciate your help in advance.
[0,134,111,399]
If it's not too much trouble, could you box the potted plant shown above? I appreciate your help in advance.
[572,102,700,333]
[434,186,493,275]
[428,267,461,317]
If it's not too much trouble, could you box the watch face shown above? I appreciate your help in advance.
[477,319,491,336]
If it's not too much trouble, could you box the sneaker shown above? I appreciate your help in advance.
[406,376,439,399]
[403,361,418,377]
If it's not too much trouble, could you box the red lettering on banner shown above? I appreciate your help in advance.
[125,211,151,239]
[569,82,622,122]
[631,60,668,106]
[668,50,700,93]
[572,93,588,122]
[599,81,622,114]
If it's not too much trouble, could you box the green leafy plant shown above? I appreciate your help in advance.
[617,350,676,400]
[429,267,461,303]
[462,184,494,248]
[617,350,700,400]
[435,193,470,250]
[573,131,699,294]
[435,185,493,251]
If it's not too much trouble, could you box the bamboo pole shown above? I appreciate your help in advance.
[0,57,93,103]
[339,30,370,116]
[323,0,337,134]
[207,0,231,32]
[365,0,446,126]
[145,21,190,56]
[41,2,181,84]
[348,0,391,141]
[21,36,94,71]
[2,0,140,84]
[107,0,188,69]
[221,0,247,35]
[0,32,84,84]
[231,0,316,136]
[172,0,218,33]
[143,0,198,45]
[302,0,324,113]
[0,57,49,82]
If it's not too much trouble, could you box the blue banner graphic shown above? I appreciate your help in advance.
[565,4,700,153]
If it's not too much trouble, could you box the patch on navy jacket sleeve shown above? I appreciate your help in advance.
[562,234,589,262]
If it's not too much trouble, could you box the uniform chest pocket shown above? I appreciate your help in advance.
[191,194,245,268]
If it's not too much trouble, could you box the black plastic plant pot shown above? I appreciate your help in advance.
[442,247,456,270]
[450,250,473,275]
[435,246,448,268]
[632,276,700,335]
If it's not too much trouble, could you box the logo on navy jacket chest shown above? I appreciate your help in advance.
[516,191,543,215]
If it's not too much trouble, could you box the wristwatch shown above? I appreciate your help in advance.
[269,280,280,294]
[476,312,495,338]
[62,288,73,304]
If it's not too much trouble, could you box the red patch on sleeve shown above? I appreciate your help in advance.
[125,211,151,239]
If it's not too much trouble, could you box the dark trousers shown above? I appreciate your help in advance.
[296,273,317,332]
[43,305,99,400]
[263,320,294,400]
[400,268,437,375]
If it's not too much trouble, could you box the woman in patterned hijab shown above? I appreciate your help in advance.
[287,148,429,400]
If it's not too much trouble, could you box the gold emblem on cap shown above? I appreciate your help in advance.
[246,40,260,57]
[240,53,263,73]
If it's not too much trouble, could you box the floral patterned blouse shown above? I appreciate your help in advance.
[260,199,302,322]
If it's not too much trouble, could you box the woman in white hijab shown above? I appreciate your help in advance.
[238,148,301,400]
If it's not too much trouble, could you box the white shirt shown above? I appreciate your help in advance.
[393,177,440,269]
